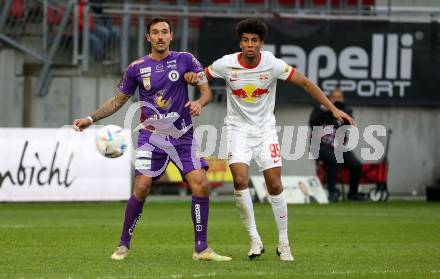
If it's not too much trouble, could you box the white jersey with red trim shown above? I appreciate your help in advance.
[206,51,295,130]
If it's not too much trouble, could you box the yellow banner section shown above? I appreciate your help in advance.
[160,157,233,183]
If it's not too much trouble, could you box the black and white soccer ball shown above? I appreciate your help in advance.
[95,125,129,158]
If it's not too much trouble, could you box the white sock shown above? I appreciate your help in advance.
[234,189,261,242]
[269,191,289,244]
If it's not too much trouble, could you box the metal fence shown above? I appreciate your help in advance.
[1,0,440,96]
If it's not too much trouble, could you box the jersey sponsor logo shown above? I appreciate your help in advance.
[155,64,164,72]
[142,77,151,90]
[270,33,414,98]
[231,84,269,103]
[147,111,179,120]
[166,60,177,69]
[140,67,151,74]
[154,90,172,109]
[168,70,180,82]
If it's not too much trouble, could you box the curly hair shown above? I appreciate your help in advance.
[236,18,268,41]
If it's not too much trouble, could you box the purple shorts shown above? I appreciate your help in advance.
[134,131,208,180]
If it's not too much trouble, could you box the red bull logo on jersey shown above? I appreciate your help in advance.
[231,84,269,103]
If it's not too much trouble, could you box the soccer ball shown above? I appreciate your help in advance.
[95,125,129,158]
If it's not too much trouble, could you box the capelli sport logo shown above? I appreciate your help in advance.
[268,33,417,98]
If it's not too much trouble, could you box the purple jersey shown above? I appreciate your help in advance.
[117,51,204,137]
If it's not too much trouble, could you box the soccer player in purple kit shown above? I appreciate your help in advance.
[73,17,231,262]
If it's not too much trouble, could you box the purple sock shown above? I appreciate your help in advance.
[192,196,209,253]
[119,195,144,249]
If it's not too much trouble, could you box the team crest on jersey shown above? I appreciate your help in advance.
[231,71,238,80]
[154,90,172,109]
[168,70,180,82]
[143,77,151,90]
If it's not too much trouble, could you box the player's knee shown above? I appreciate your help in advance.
[133,177,151,201]
[190,176,209,196]
[133,187,150,201]
[266,179,283,195]
[233,176,248,190]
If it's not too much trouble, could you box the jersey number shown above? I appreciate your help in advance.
[269,143,281,159]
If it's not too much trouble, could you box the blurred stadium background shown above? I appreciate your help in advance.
[0,1,440,277]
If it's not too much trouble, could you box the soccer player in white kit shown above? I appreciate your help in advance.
[187,18,354,261]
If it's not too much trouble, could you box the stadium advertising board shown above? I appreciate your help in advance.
[251,175,329,204]
[0,128,131,201]
[200,19,440,106]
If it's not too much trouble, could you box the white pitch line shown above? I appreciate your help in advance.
[0,225,32,228]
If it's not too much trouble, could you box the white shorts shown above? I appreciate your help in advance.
[226,126,282,172]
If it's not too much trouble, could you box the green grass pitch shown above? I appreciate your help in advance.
[0,201,439,278]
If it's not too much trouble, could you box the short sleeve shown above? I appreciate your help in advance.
[205,58,225,80]
[273,58,295,81]
[186,53,204,73]
[117,65,137,96]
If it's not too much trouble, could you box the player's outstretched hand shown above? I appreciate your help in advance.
[184,72,198,86]
[73,118,92,132]
[185,101,202,116]
[332,109,356,126]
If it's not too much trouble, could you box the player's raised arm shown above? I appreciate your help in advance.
[287,70,355,126]
[184,58,224,86]
[73,91,130,131]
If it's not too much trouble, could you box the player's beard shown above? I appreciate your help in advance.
[153,41,169,53]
